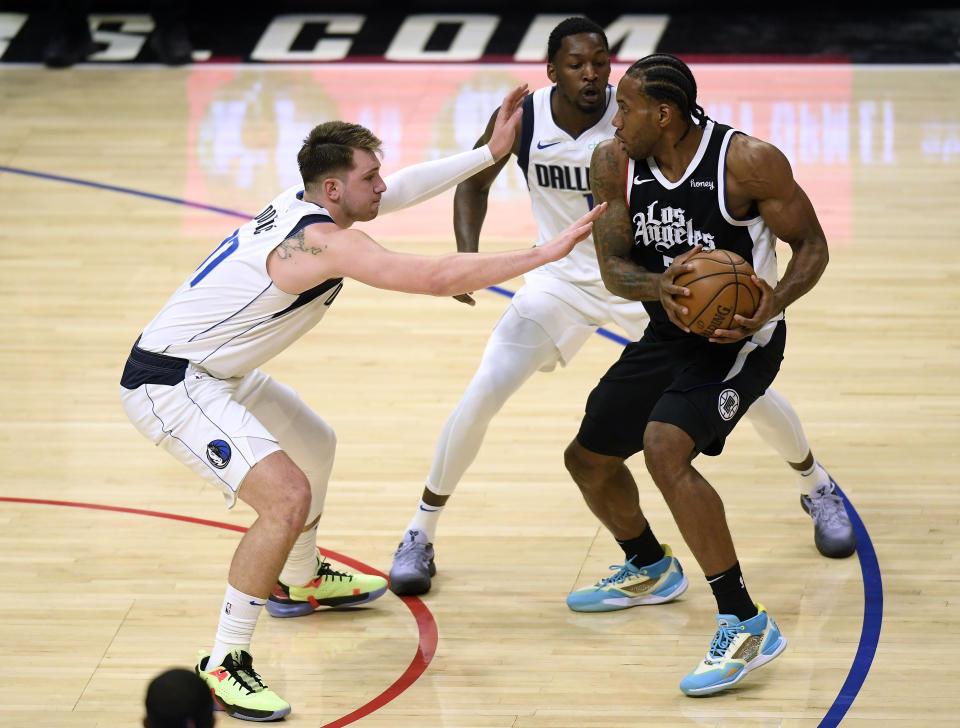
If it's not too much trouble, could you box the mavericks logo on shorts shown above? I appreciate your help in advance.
[718,389,740,421]
[206,439,232,469]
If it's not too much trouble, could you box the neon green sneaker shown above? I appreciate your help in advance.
[266,557,388,617]
[196,649,291,721]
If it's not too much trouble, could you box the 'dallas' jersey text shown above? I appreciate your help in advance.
[517,85,619,294]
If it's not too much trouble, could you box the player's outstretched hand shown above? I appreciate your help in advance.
[541,202,607,261]
[659,245,703,332]
[487,84,529,160]
[710,274,777,343]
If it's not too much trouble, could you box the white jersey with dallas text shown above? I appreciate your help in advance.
[517,84,619,294]
[138,185,343,379]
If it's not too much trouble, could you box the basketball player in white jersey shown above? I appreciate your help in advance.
[388,16,854,597]
[120,84,607,722]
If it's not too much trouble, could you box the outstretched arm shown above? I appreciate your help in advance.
[379,145,495,215]
[267,203,605,298]
[378,84,527,215]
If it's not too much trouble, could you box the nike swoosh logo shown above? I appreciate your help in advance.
[634,176,654,185]
[249,600,266,606]
[537,141,562,149]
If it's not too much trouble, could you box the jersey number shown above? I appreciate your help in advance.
[190,230,239,287]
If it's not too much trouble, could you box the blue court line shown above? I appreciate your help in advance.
[0,165,249,219]
[1,162,881,724]
[818,486,883,727]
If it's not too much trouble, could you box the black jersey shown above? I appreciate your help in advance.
[626,120,780,338]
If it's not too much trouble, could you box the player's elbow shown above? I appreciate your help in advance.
[419,260,461,297]
[598,267,629,299]
[809,236,830,277]
[456,172,492,199]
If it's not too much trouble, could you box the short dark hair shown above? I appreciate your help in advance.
[144,668,214,728]
[297,121,382,188]
[625,54,710,142]
[547,17,608,62]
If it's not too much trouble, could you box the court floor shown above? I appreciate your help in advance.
[0,62,958,727]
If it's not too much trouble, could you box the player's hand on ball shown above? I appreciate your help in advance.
[659,245,703,331]
[710,274,776,343]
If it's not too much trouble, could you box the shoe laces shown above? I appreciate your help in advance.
[706,624,740,663]
[393,531,431,567]
[222,651,269,695]
[808,491,849,528]
[317,560,353,582]
[597,558,641,587]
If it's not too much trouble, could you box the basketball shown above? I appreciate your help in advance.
[673,250,762,337]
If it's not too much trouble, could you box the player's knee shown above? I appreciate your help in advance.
[642,426,689,487]
[564,440,616,486]
[313,419,336,452]
[249,457,312,532]
[276,471,312,532]
[461,377,508,423]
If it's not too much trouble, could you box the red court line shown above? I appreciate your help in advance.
[0,496,437,728]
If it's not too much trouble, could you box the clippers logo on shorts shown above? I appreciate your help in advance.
[718,389,740,421]
[206,440,232,469]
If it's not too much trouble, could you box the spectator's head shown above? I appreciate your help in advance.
[143,668,215,728]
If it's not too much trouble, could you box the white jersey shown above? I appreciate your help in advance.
[138,185,343,379]
[517,84,619,295]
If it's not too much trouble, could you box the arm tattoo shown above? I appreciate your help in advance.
[274,229,324,260]
[589,142,660,301]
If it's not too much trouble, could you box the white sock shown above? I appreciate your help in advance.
[406,498,444,543]
[279,524,320,587]
[208,584,265,668]
[798,461,833,496]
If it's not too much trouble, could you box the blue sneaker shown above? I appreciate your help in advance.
[680,603,787,696]
[566,545,688,612]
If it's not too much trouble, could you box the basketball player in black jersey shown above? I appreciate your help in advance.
[563,54,831,696]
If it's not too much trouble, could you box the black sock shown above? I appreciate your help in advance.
[705,561,757,621]
[617,523,664,567]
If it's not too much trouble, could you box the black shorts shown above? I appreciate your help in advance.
[576,321,786,459]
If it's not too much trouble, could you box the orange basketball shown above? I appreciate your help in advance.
[673,250,761,337]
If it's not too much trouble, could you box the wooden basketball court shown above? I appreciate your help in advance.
[0,62,957,726]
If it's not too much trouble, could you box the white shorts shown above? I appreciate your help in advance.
[512,272,650,367]
[121,364,312,507]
